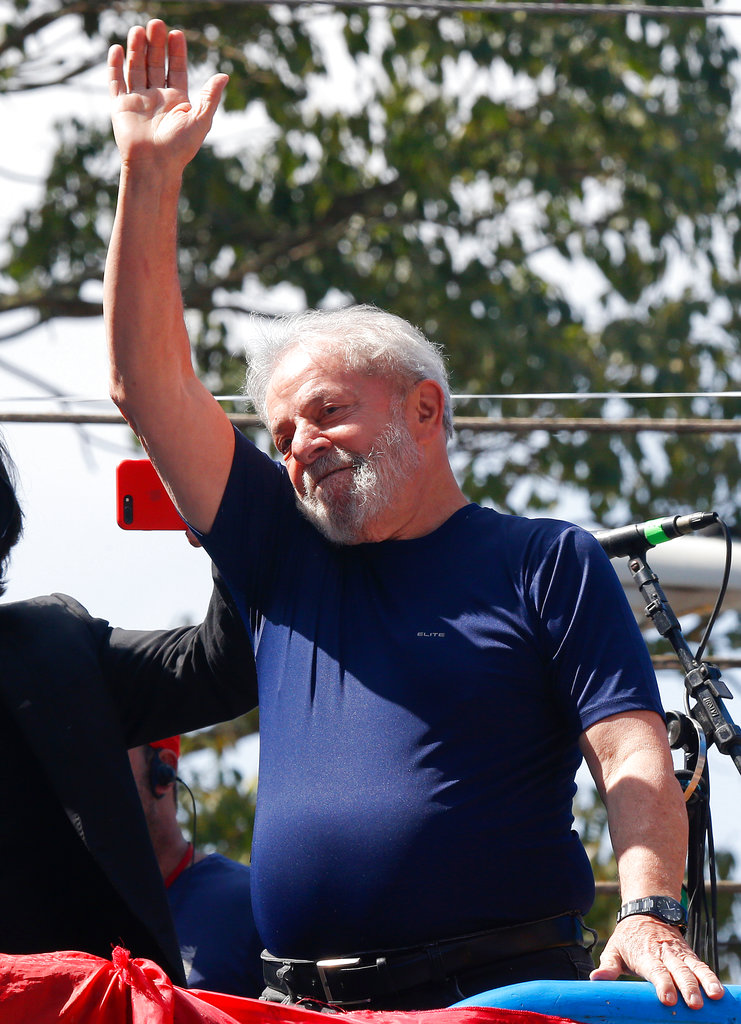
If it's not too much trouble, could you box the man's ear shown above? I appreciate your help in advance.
[407,380,445,441]
[151,747,178,797]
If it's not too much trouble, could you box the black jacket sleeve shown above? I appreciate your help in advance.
[91,568,257,746]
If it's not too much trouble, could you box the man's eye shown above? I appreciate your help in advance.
[275,438,292,456]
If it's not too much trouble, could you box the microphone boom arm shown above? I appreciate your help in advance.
[627,552,741,776]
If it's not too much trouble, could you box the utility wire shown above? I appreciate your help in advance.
[152,0,741,19]
[2,410,741,433]
[453,392,741,402]
[2,390,741,404]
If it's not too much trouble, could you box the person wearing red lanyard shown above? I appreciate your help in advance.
[128,737,264,997]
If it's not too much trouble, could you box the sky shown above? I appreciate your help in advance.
[4,5,741,875]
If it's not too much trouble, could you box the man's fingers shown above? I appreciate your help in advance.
[589,966,620,981]
[166,29,189,94]
[125,25,148,93]
[109,20,224,166]
[589,943,625,982]
[113,21,189,98]
[696,961,725,1000]
[197,74,230,124]
[662,949,725,1006]
[108,44,125,99]
[145,19,168,89]
[605,919,726,1011]
[642,961,682,1007]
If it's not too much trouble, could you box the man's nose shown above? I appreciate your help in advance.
[291,424,331,465]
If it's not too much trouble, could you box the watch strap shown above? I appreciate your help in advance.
[616,896,687,933]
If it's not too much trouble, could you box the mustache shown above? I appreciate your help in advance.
[303,448,364,491]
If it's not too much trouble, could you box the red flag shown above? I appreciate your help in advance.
[0,946,584,1024]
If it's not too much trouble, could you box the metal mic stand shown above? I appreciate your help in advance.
[627,552,741,774]
[626,551,741,970]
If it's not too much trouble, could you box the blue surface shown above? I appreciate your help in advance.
[454,980,741,1023]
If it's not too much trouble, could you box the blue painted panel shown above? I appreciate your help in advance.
[454,980,741,1024]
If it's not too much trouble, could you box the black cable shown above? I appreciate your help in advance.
[695,515,732,665]
[706,810,719,974]
[683,771,719,973]
[176,775,198,869]
[673,514,731,971]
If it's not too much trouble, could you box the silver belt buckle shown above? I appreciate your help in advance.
[315,957,361,1003]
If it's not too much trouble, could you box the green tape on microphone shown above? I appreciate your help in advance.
[644,518,671,546]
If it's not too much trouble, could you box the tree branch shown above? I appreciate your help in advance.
[0,293,102,321]
[0,3,90,61]
[5,54,108,93]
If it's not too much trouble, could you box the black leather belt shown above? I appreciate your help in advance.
[261,913,589,1006]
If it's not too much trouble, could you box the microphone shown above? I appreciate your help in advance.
[594,511,718,559]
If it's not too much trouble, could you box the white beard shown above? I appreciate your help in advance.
[296,409,421,545]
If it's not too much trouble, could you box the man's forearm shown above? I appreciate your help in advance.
[582,712,726,1006]
[581,709,688,900]
[105,164,191,438]
[606,756,688,903]
[105,23,235,533]
[104,164,235,532]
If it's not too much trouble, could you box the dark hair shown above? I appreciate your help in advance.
[0,436,23,596]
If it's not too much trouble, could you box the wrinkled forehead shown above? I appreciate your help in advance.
[266,342,390,411]
[269,342,331,385]
[267,345,337,410]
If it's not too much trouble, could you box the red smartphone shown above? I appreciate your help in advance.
[116,459,186,531]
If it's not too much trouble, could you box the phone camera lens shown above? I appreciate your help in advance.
[123,494,134,525]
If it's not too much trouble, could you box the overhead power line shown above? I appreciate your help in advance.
[154,0,741,18]
[2,390,741,404]
[2,410,741,433]
[454,392,741,402]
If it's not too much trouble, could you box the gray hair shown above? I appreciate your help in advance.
[244,305,453,439]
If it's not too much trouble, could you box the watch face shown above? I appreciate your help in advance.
[653,897,684,923]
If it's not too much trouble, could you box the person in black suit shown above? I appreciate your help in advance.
[0,436,257,984]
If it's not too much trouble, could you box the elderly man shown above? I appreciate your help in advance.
[104,20,723,1011]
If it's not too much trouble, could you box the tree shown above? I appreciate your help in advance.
[4,0,741,523]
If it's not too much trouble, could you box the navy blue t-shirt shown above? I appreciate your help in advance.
[169,854,264,996]
[201,429,663,960]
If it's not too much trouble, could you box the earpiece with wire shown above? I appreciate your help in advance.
[177,775,198,869]
[148,748,177,796]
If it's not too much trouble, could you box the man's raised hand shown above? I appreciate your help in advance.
[108,19,228,173]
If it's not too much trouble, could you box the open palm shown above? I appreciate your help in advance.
[108,20,227,172]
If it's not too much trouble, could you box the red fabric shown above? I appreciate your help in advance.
[164,843,194,889]
[0,947,583,1024]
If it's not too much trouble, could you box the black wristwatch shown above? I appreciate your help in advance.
[616,896,687,934]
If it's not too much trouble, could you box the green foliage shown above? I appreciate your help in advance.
[179,768,257,863]
[717,851,741,983]
[4,0,741,523]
